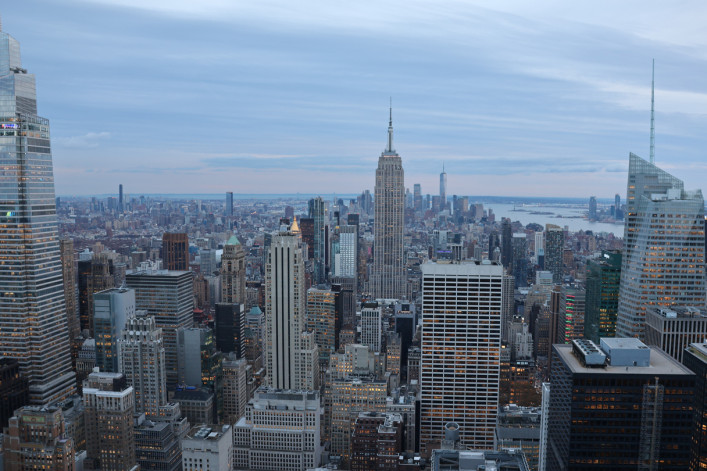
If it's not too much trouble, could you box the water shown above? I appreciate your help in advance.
[484,203,623,235]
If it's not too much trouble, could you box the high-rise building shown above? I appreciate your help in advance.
[126,269,194,386]
[413,183,422,211]
[308,196,327,283]
[182,424,233,471]
[420,261,503,451]
[118,183,124,213]
[682,342,707,471]
[439,165,447,211]
[584,250,621,342]
[221,354,248,426]
[264,225,319,390]
[544,224,564,284]
[83,372,137,471]
[78,251,115,335]
[501,219,512,269]
[221,235,246,304]
[350,412,404,471]
[557,286,585,344]
[177,327,222,391]
[511,233,527,287]
[494,404,541,471]
[93,287,135,373]
[134,415,182,471]
[225,191,233,217]
[645,306,707,363]
[233,388,322,471]
[370,108,406,300]
[546,339,694,470]
[215,303,245,358]
[2,405,75,471]
[334,224,358,278]
[306,287,336,364]
[617,153,705,339]
[0,24,76,405]
[0,358,29,430]
[588,195,597,220]
[162,233,189,271]
[60,239,81,342]
[117,313,167,417]
[360,302,383,353]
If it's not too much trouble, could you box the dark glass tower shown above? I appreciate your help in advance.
[584,250,621,342]
[0,24,76,404]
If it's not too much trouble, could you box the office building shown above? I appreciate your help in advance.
[221,234,246,305]
[557,286,585,344]
[420,261,503,451]
[500,218,513,268]
[118,313,167,417]
[118,183,124,212]
[177,327,222,390]
[308,196,327,284]
[215,303,245,358]
[60,238,81,342]
[350,412,404,471]
[370,108,406,300]
[83,372,137,471]
[233,388,322,471]
[306,287,337,364]
[225,191,233,217]
[588,196,597,220]
[264,226,319,391]
[0,24,76,405]
[645,306,707,362]
[682,342,707,471]
[94,287,135,373]
[494,404,541,471]
[546,338,694,470]
[334,224,358,278]
[386,385,418,452]
[181,424,233,471]
[162,233,189,271]
[134,414,182,471]
[173,388,214,425]
[0,358,29,430]
[512,233,527,287]
[126,269,194,386]
[221,354,248,426]
[617,153,705,339]
[439,165,447,211]
[584,250,621,342]
[544,224,564,284]
[78,251,115,334]
[2,405,75,471]
[361,302,383,353]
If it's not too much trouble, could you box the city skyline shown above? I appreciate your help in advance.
[2,2,707,197]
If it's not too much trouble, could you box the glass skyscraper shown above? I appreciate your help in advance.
[617,153,705,339]
[0,24,76,404]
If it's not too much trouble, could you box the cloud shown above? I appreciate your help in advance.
[54,132,111,148]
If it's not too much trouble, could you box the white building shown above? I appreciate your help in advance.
[360,303,382,353]
[118,313,167,417]
[265,227,319,390]
[182,424,233,471]
[420,261,503,451]
[233,388,322,471]
[334,225,358,278]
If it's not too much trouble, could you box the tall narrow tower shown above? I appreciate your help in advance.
[439,164,447,211]
[0,22,76,404]
[371,107,405,300]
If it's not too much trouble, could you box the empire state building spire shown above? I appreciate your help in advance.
[386,100,394,153]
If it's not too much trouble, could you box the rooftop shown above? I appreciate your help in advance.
[555,343,693,376]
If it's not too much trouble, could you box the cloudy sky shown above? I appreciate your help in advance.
[4,1,707,197]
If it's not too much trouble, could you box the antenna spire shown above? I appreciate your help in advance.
[386,98,394,153]
[650,59,655,164]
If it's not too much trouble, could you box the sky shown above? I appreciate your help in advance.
[3,1,707,198]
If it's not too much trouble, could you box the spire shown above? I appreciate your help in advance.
[650,59,655,164]
[386,98,394,153]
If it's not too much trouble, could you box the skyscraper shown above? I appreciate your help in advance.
[162,232,189,271]
[439,164,447,211]
[420,261,503,451]
[0,23,76,405]
[93,287,135,373]
[588,195,597,221]
[370,108,405,299]
[60,238,81,342]
[544,224,564,284]
[334,224,358,278]
[225,191,233,217]
[118,183,124,213]
[308,196,327,284]
[413,183,422,211]
[584,250,621,342]
[617,153,705,339]
[264,224,319,390]
[118,313,167,417]
[501,218,512,268]
[221,234,246,305]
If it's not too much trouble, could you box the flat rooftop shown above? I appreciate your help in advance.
[555,344,693,376]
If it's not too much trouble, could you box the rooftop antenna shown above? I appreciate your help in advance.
[386,97,394,153]
[650,59,655,164]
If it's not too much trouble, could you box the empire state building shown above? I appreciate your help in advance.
[370,109,406,300]
[0,22,76,404]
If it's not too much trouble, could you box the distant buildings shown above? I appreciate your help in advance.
[544,224,564,284]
